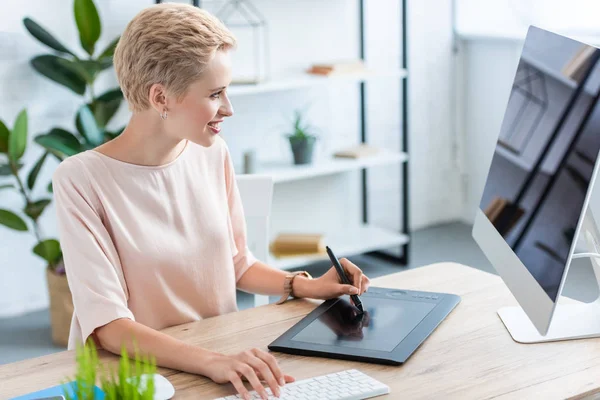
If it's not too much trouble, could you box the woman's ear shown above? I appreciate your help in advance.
[148,83,168,114]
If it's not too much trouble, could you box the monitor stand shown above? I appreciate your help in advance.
[497,208,600,343]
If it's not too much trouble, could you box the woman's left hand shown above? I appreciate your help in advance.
[298,258,370,301]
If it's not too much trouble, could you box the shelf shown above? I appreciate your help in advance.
[241,151,408,183]
[227,69,407,96]
[267,225,409,270]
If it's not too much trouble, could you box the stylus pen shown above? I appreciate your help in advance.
[326,246,364,313]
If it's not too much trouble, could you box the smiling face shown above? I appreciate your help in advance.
[163,49,234,147]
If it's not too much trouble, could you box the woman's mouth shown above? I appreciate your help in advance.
[208,121,222,134]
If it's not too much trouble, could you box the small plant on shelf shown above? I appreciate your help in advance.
[285,109,318,165]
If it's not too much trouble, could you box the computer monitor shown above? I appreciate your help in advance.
[473,26,600,343]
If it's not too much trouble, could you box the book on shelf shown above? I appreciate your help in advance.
[562,45,597,83]
[333,144,380,159]
[307,60,367,76]
[270,233,326,257]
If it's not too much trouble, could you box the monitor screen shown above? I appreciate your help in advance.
[479,27,600,301]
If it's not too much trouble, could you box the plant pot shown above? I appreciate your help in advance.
[46,264,73,347]
[289,136,316,165]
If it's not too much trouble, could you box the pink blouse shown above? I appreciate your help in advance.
[52,137,257,349]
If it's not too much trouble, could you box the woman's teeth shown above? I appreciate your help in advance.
[208,122,221,134]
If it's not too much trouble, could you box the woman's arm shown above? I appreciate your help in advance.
[96,318,294,400]
[96,318,218,376]
[235,261,315,298]
[237,259,370,301]
[236,261,291,296]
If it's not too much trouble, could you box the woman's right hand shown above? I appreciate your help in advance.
[206,348,295,400]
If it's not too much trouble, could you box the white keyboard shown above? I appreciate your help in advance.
[213,369,390,400]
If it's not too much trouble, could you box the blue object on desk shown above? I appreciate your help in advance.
[9,382,104,400]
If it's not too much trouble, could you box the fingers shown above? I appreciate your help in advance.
[340,284,359,296]
[251,349,283,397]
[236,362,269,400]
[228,370,252,400]
[361,274,370,294]
[340,258,369,294]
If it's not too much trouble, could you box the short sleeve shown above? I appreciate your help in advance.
[52,157,134,348]
[222,142,258,282]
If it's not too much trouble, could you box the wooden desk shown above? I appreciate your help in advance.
[3,262,600,399]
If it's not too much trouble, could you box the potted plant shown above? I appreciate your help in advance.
[285,110,318,165]
[0,0,124,346]
[63,339,157,399]
[0,110,73,346]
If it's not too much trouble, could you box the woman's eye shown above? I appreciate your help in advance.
[210,91,222,99]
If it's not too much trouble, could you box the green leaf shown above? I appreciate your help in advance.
[91,88,123,128]
[55,58,102,84]
[97,57,113,71]
[76,105,103,146]
[48,151,66,163]
[47,181,53,193]
[23,18,76,56]
[27,152,49,190]
[31,55,87,95]
[50,128,83,147]
[0,209,28,231]
[0,163,23,176]
[35,128,82,158]
[8,109,28,162]
[24,198,51,221]
[0,184,14,191]
[0,119,9,153]
[97,88,123,103]
[74,0,101,56]
[98,36,120,62]
[33,239,62,264]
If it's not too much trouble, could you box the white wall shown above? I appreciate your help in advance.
[455,0,600,39]
[0,0,458,317]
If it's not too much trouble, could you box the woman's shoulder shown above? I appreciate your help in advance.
[52,151,102,191]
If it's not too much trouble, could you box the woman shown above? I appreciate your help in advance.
[52,3,370,400]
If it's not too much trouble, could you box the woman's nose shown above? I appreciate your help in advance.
[219,93,234,117]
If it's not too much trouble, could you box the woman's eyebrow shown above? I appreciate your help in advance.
[210,86,226,92]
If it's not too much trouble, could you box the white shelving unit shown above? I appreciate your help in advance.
[241,150,408,184]
[239,150,408,270]
[228,69,407,96]
[227,68,410,270]
[222,2,411,275]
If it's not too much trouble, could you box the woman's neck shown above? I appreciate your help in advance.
[95,109,187,167]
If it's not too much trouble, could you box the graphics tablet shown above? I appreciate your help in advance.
[268,287,460,365]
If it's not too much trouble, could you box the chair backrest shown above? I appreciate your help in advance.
[236,174,273,261]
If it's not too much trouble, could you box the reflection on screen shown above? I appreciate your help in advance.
[291,297,435,352]
[479,27,600,301]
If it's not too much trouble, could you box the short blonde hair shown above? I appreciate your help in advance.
[113,3,236,112]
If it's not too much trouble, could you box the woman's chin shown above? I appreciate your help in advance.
[190,135,217,148]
